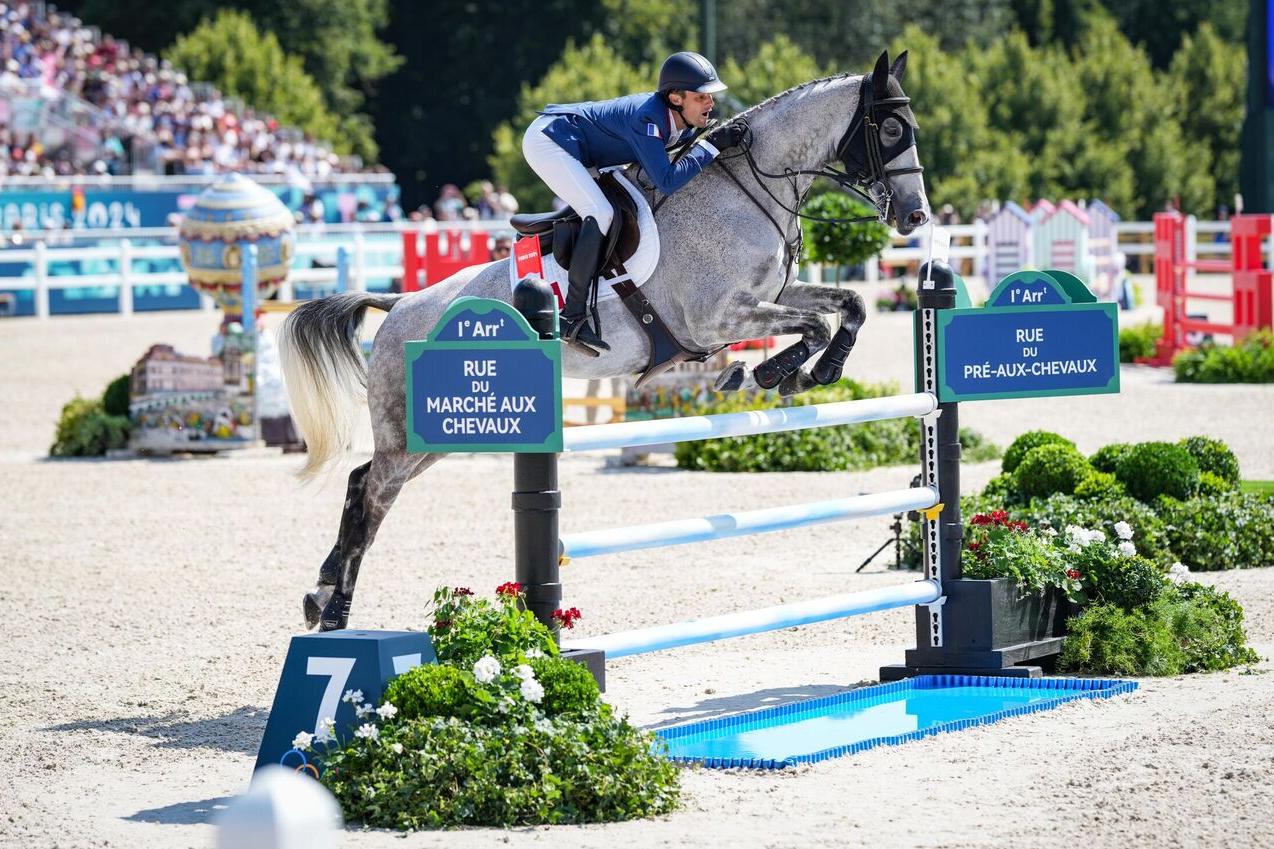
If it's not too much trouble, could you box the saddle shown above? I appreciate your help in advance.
[509,172,718,386]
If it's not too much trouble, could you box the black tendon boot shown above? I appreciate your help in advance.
[560,216,610,353]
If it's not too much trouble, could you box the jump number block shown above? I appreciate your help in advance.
[254,630,436,772]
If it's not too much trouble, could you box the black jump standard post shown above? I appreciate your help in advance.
[511,278,606,688]
[881,261,1067,680]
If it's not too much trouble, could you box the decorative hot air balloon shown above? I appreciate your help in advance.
[178,173,295,329]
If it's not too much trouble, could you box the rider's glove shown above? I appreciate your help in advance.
[705,118,748,151]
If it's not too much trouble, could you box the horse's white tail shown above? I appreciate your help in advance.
[277,292,401,480]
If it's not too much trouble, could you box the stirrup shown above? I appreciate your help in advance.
[561,314,609,356]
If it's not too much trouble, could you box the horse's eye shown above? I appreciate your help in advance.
[880,117,904,145]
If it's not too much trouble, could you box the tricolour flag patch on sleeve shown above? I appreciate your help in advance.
[645,122,662,139]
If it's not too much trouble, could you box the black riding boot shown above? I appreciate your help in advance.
[560,216,609,353]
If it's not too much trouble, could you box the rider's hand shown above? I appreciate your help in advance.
[706,118,748,151]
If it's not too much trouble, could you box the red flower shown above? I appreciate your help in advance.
[495,581,523,598]
[452,587,474,596]
[970,513,993,526]
[1066,569,1082,580]
[552,607,582,629]
[1013,521,1029,532]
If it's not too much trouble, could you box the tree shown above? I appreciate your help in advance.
[488,35,653,213]
[719,35,830,110]
[1168,23,1247,214]
[1101,0,1247,69]
[886,26,1030,218]
[598,0,697,66]
[165,10,345,151]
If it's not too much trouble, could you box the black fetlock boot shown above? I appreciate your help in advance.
[560,216,609,354]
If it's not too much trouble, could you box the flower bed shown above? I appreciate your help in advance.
[292,585,679,829]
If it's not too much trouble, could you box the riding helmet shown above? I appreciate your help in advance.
[657,51,727,95]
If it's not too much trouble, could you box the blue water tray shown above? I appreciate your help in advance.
[656,674,1137,769]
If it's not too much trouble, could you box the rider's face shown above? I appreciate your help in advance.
[671,90,714,128]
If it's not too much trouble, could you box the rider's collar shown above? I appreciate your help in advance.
[666,108,679,136]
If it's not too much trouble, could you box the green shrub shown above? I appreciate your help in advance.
[1013,443,1092,500]
[50,397,131,457]
[1158,491,1274,571]
[1002,430,1076,475]
[1114,441,1200,503]
[1173,582,1261,671]
[1060,583,1258,676]
[102,374,132,417]
[383,664,490,723]
[1089,443,1133,474]
[1173,330,1274,383]
[321,712,680,829]
[981,473,1016,501]
[1197,471,1235,496]
[1118,323,1162,363]
[676,381,913,473]
[1074,551,1166,610]
[1074,470,1125,501]
[530,656,601,718]
[1177,436,1240,485]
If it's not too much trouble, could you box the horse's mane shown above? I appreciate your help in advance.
[740,72,861,118]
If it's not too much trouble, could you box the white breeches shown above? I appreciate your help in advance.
[522,114,614,234]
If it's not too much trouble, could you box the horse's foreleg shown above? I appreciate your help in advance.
[712,301,831,392]
[308,450,442,631]
[772,283,867,394]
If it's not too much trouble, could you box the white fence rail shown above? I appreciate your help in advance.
[0,219,1249,319]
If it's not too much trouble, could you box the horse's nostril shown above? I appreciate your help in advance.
[909,210,929,227]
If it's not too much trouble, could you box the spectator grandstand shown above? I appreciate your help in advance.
[0,0,377,180]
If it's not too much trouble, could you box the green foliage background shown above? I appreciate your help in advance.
[61,0,1247,215]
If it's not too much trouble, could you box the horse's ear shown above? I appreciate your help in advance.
[890,51,908,83]
[872,51,890,96]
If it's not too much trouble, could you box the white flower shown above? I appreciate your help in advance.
[390,742,404,754]
[1041,526,1058,538]
[526,647,544,659]
[1168,562,1191,585]
[520,678,545,703]
[514,664,535,681]
[317,717,336,739]
[354,723,379,741]
[473,655,502,684]
[1118,541,1137,557]
[1084,529,1106,545]
[1114,521,1134,541]
[534,717,554,734]
[377,702,398,720]
[356,703,376,719]
[292,731,314,750]
[342,689,364,704]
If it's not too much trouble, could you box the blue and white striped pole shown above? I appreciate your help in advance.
[562,580,942,659]
[561,486,937,560]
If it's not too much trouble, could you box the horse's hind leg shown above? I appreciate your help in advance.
[306,449,443,631]
[712,300,831,392]
[771,283,867,396]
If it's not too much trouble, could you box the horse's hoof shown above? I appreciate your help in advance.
[777,370,816,397]
[714,361,748,392]
[303,585,335,630]
[318,592,352,632]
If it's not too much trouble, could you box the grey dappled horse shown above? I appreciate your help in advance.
[279,51,930,631]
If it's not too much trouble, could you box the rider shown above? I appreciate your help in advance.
[522,51,748,352]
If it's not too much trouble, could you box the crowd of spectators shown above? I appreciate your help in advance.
[0,1,377,180]
[407,181,520,223]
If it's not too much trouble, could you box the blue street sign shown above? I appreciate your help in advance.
[933,270,1120,402]
[406,298,563,453]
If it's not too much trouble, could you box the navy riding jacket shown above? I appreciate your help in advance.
[539,92,719,195]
